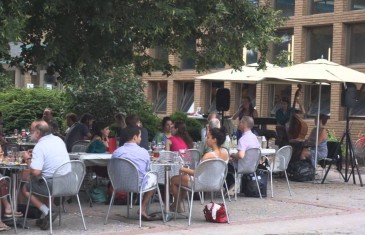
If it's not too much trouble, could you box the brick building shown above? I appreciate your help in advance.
[143,0,365,142]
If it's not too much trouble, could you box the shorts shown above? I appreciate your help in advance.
[26,178,53,196]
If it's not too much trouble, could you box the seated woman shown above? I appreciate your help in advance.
[165,121,193,151]
[300,114,329,167]
[153,116,173,144]
[86,122,110,153]
[170,128,229,212]
[86,122,110,177]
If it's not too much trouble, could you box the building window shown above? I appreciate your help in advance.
[245,49,258,64]
[235,83,256,111]
[271,28,294,66]
[204,81,224,113]
[177,82,194,113]
[349,84,365,117]
[180,39,196,70]
[349,23,365,64]
[307,26,333,61]
[350,0,365,10]
[305,85,331,116]
[151,81,167,113]
[310,0,334,14]
[269,84,292,117]
[275,0,295,17]
[153,46,168,61]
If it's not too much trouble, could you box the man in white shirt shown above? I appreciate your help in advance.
[22,120,70,230]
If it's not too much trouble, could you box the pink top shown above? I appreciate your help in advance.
[169,136,188,151]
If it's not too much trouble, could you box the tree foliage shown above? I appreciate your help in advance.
[0,88,64,133]
[63,65,160,136]
[11,0,284,76]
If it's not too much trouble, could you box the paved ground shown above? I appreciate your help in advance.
[3,166,365,235]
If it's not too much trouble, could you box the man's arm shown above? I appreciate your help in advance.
[232,150,245,160]
[22,151,42,176]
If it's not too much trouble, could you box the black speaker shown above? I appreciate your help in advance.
[216,88,230,111]
[341,83,357,108]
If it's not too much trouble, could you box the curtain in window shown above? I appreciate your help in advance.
[153,82,167,113]
[179,83,194,112]
[307,85,331,116]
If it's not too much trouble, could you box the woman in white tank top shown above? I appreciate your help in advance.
[170,128,229,212]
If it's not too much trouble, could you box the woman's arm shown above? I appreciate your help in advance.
[165,139,171,151]
[317,129,328,145]
[180,167,194,176]
[232,105,243,120]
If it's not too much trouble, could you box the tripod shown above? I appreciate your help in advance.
[333,107,363,186]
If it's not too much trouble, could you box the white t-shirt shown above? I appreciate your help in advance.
[31,134,70,178]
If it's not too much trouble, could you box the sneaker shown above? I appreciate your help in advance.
[40,211,59,230]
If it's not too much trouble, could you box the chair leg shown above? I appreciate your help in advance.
[188,190,194,226]
[139,192,142,228]
[127,192,130,219]
[199,192,204,204]
[224,181,231,202]
[59,197,62,226]
[220,189,230,224]
[284,170,292,196]
[254,172,262,199]
[321,163,332,184]
[76,194,87,230]
[234,172,238,201]
[270,170,274,198]
[104,191,115,225]
[8,194,17,233]
[130,193,133,209]
[23,191,32,229]
[49,196,53,234]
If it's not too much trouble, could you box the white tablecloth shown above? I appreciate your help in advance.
[229,148,276,156]
[69,153,112,166]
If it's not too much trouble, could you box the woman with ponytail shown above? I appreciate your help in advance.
[165,121,193,151]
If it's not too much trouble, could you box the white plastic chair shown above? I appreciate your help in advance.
[234,148,262,200]
[268,145,293,197]
[104,158,165,228]
[174,158,230,225]
[23,161,87,234]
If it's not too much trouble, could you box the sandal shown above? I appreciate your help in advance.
[0,223,11,231]
[4,211,23,218]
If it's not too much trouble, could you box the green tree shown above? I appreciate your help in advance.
[12,0,284,76]
[0,88,64,133]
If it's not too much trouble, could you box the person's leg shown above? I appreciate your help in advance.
[140,190,154,218]
[170,175,189,211]
[1,198,22,216]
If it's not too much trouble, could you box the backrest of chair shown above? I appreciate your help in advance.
[71,140,90,153]
[52,161,85,197]
[193,158,227,192]
[183,149,201,169]
[272,145,292,172]
[237,148,261,175]
[158,151,176,163]
[108,158,139,193]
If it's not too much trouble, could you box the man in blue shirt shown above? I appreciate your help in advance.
[112,126,156,220]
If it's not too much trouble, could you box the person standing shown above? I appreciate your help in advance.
[42,108,59,135]
[22,121,70,230]
[201,112,218,142]
[232,96,258,140]
[64,113,78,135]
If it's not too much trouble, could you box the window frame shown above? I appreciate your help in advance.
[347,22,365,65]
[304,84,331,117]
[306,25,333,61]
[309,0,334,15]
[151,81,167,114]
[176,81,195,113]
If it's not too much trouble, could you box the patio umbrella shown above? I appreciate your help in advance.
[262,59,365,176]
[196,63,304,84]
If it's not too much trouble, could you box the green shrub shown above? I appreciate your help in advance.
[170,111,202,141]
[0,88,64,134]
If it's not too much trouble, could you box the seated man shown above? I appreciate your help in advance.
[22,121,70,230]
[226,116,260,193]
[112,126,156,221]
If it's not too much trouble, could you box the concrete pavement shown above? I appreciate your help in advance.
[4,166,365,235]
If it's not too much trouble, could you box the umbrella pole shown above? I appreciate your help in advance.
[314,82,322,178]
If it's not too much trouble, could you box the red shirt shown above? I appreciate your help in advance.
[169,136,188,151]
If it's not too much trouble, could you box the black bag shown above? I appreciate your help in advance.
[17,204,42,219]
[241,169,268,197]
[287,160,315,182]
